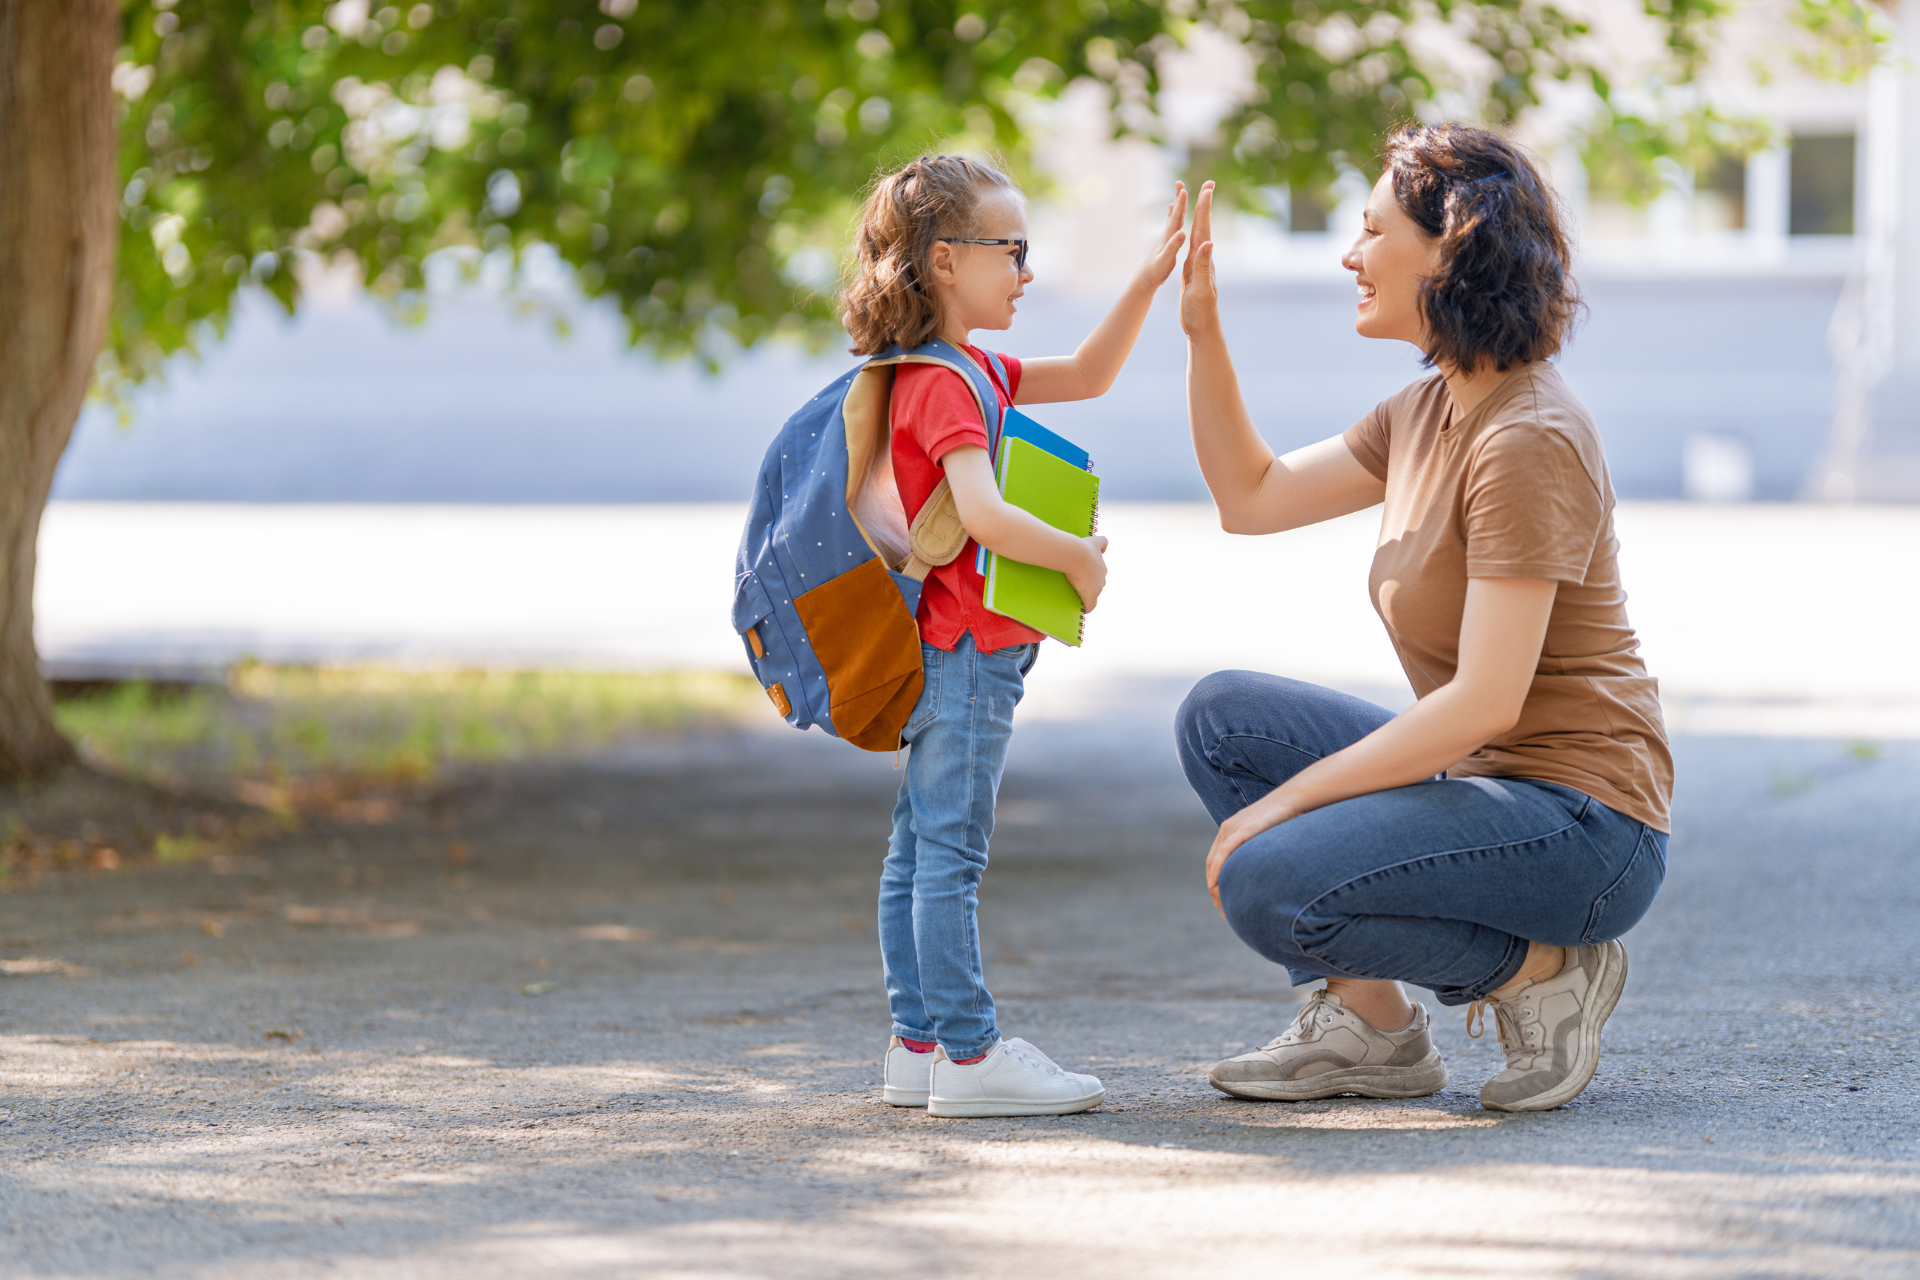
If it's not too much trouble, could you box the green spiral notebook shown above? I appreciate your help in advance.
[982,435,1101,646]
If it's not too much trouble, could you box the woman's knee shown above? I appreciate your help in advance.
[1176,670,1257,765]
[1177,672,1391,764]
[1217,843,1318,966]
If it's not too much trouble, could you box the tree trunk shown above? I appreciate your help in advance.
[0,1,118,778]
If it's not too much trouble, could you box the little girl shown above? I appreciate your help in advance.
[840,154,1187,1117]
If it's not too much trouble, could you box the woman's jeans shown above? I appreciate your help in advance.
[880,635,1038,1059]
[1176,671,1667,1005]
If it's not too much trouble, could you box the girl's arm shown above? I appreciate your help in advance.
[1203,575,1558,911]
[1181,182,1384,533]
[941,445,1108,610]
[1015,185,1189,406]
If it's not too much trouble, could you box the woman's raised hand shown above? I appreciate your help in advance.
[1179,180,1219,339]
[1135,182,1189,289]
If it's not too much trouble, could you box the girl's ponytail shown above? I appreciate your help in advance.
[842,154,1018,355]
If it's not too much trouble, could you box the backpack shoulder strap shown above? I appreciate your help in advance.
[861,340,1006,582]
[868,339,1006,457]
[981,350,1012,431]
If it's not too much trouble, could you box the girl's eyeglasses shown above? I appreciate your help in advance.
[938,237,1029,270]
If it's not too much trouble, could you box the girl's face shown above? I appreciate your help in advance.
[928,187,1033,339]
[1341,172,1443,351]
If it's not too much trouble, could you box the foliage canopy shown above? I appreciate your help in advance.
[109,0,1883,392]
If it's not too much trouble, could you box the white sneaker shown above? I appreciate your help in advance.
[926,1038,1105,1118]
[883,1035,934,1107]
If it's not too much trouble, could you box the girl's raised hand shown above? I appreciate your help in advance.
[1179,180,1219,339]
[1134,182,1189,289]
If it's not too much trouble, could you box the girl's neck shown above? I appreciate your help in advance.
[938,321,974,349]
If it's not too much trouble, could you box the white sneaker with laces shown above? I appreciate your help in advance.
[882,1036,933,1107]
[926,1037,1105,1118]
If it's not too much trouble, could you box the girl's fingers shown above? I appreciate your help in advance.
[1157,185,1187,251]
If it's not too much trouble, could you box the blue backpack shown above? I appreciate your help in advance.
[732,339,1008,751]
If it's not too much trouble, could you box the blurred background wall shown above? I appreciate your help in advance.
[50,269,1843,505]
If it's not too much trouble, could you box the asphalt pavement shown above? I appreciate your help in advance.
[1,681,1915,1278]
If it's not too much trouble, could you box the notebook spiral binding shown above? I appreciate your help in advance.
[1076,475,1102,645]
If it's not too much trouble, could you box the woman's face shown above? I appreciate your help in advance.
[1341,172,1442,349]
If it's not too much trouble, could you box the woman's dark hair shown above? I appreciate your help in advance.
[1382,123,1583,372]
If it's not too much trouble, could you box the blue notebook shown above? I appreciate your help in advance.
[976,409,1094,572]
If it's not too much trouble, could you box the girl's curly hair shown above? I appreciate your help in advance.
[1382,124,1584,372]
[842,154,1019,355]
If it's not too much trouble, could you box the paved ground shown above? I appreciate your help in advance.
[2,682,1917,1278]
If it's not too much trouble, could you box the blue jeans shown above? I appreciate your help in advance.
[1176,671,1667,1005]
[880,635,1038,1059]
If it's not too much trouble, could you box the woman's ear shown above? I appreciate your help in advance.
[928,239,956,286]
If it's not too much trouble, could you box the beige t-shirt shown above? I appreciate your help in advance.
[1342,363,1672,831]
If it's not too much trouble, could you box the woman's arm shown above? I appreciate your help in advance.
[1180,182,1385,533]
[1203,575,1559,911]
[941,445,1109,610]
[1015,185,1188,405]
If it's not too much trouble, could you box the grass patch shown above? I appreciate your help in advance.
[55,664,761,796]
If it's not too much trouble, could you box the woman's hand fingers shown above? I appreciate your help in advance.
[1205,791,1294,917]
[1180,182,1215,294]
[1179,241,1218,337]
[1206,841,1226,915]
[1204,823,1243,917]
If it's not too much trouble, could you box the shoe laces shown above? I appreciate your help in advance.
[1000,1038,1066,1076]
[1467,993,1546,1069]
[1261,990,1337,1051]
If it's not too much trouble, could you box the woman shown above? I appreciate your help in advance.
[1175,124,1671,1112]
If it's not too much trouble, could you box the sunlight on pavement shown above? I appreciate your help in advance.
[37,501,1920,737]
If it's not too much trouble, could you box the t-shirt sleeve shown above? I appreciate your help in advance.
[1342,402,1391,480]
[1463,426,1605,582]
[996,352,1022,401]
[894,364,993,464]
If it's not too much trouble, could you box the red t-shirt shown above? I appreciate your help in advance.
[890,346,1046,652]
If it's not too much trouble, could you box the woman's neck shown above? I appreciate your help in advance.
[1440,359,1516,418]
